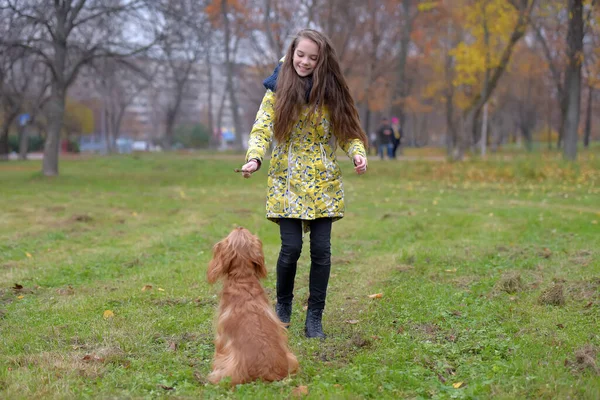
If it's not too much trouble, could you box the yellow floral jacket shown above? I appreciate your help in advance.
[245,89,367,225]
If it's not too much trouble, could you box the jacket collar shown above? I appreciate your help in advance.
[263,59,313,102]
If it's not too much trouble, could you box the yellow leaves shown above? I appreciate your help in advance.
[179,189,187,199]
[368,293,383,299]
[445,268,458,273]
[141,285,153,291]
[25,252,32,258]
[452,0,521,89]
[345,319,360,325]
[64,98,95,135]
[453,381,465,388]
[103,310,115,319]
[158,288,165,292]
[17,295,25,300]
[417,1,439,12]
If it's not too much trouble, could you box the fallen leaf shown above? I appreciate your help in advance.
[132,212,138,216]
[539,248,552,258]
[179,190,186,199]
[25,252,32,258]
[82,354,104,362]
[303,305,308,311]
[17,295,24,300]
[141,285,153,291]
[168,341,178,352]
[292,385,309,397]
[158,288,165,292]
[592,220,598,225]
[159,385,175,391]
[345,320,360,324]
[103,310,115,319]
[445,268,457,273]
[452,382,465,389]
[368,293,383,299]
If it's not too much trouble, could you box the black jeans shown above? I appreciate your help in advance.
[276,218,332,310]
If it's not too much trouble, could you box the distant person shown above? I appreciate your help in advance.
[369,131,378,156]
[391,117,402,158]
[376,117,394,160]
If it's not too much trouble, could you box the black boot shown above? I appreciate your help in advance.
[275,303,292,326]
[305,308,326,338]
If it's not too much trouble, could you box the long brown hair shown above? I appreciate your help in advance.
[273,29,367,147]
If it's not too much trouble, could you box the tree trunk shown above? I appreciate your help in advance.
[583,85,593,148]
[481,103,488,157]
[43,87,66,175]
[18,124,29,160]
[206,50,217,149]
[563,0,583,161]
[390,0,414,130]
[0,125,10,161]
[557,99,567,149]
[164,108,177,149]
[222,0,244,151]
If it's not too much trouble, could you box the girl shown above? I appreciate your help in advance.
[240,29,368,338]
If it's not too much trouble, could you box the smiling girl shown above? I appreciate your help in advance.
[240,29,368,338]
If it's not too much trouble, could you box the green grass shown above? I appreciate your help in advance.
[1,150,599,399]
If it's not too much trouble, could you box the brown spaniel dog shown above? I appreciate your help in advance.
[207,227,299,385]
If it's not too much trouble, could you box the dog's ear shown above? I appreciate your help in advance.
[207,241,232,283]
[250,237,267,279]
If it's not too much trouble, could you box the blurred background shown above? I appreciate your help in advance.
[0,0,598,175]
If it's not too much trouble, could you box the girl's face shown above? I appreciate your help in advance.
[293,38,319,77]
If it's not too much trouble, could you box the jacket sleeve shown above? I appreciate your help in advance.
[245,90,276,165]
[340,138,367,161]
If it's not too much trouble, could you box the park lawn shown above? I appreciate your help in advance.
[0,150,599,399]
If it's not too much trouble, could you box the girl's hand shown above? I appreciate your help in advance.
[240,160,259,178]
[353,155,367,175]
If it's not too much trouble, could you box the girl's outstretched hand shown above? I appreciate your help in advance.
[240,160,259,178]
[353,155,367,175]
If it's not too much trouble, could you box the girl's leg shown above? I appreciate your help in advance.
[307,218,332,310]
[276,218,303,309]
[306,218,332,338]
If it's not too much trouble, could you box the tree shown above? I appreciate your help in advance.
[389,0,420,133]
[563,0,584,160]
[220,0,247,151]
[150,0,210,149]
[88,57,153,152]
[530,0,569,148]
[449,0,537,160]
[0,0,157,175]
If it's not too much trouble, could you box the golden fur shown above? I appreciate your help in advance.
[207,227,299,385]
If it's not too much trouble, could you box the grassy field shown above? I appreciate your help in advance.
[1,150,599,399]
